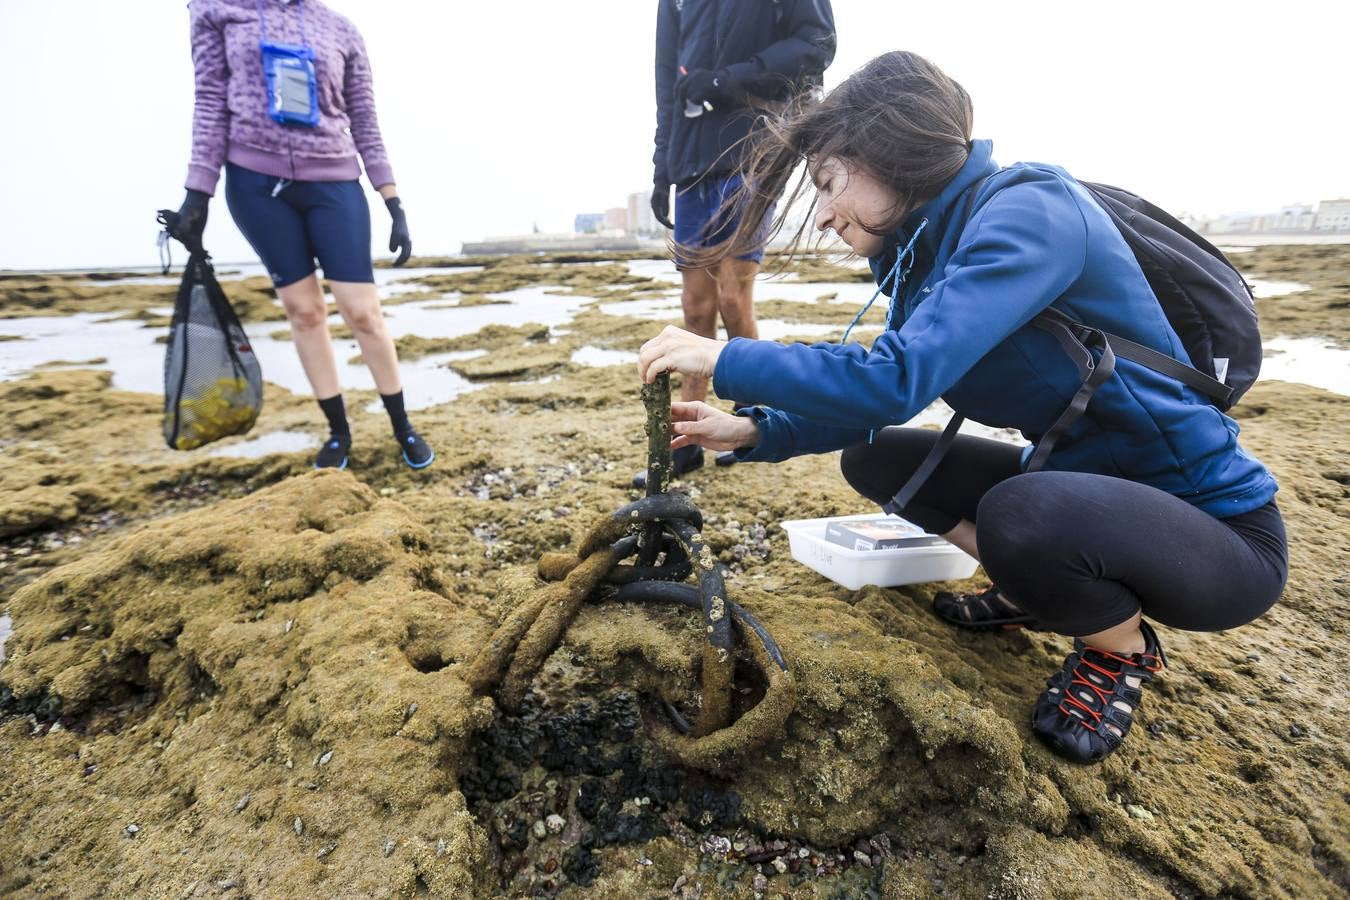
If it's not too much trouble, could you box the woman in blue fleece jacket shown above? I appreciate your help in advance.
[637,51,1287,764]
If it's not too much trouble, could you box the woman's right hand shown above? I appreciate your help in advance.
[670,401,760,452]
[174,189,210,251]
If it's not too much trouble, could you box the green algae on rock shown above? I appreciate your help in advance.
[1,251,1348,898]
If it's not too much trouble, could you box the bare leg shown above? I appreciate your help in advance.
[714,257,760,342]
[330,280,401,396]
[277,274,340,399]
[677,266,719,403]
[1079,612,1146,655]
[942,519,979,560]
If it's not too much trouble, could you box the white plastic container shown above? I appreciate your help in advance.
[780,514,979,590]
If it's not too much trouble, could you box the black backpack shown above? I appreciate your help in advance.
[884,179,1262,515]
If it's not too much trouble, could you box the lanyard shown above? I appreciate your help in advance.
[257,0,309,47]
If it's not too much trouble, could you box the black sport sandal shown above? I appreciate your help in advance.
[1031,619,1167,763]
[932,583,1041,631]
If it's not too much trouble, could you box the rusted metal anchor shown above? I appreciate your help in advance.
[465,374,794,770]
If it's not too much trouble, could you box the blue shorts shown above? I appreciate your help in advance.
[673,173,774,268]
[224,162,374,287]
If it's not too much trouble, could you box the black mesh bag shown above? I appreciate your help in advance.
[162,253,263,450]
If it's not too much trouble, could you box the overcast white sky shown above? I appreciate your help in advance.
[0,1,1346,269]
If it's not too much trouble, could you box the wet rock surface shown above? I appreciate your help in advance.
[0,248,1346,897]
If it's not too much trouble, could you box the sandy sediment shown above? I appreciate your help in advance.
[0,247,1346,897]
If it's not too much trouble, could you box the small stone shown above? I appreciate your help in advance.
[544,858,558,873]
[853,850,872,866]
[285,759,293,769]
[1185,735,1202,742]
[382,838,396,857]
[1289,723,1305,738]
[293,817,304,836]
[753,873,768,892]
[1279,674,1295,684]
[125,824,140,837]
[318,750,334,766]
[1246,653,1261,661]
[235,794,251,813]
[772,857,788,874]
[404,702,418,720]
[285,619,294,633]
[1148,723,1165,736]
[532,820,548,840]
[436,838,447,857]
[733,840,747,853]
[1126,804,1155,821]
[545,814,565,834]
[316,842,337,860]
[797,848,810,858]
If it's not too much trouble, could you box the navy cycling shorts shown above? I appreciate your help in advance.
[673,173,773,268]
[224,162,374,287]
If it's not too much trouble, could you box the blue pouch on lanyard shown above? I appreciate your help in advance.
[258,0,319,128]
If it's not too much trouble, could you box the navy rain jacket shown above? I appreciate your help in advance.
[713,140,1278,519]
[654,0,836,189]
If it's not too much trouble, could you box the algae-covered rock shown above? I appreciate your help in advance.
[1,249,1348,898]
[0,472,495,897]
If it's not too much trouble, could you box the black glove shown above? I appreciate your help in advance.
[651,183,673,230]
[386,196,411,267]
[677,68,738,109]
[173,189,210,253]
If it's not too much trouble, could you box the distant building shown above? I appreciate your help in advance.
[574,213,605,234]
[1273,204,1315,232]
[604,207,629,232]
[1315,199,1350,232]
[628,190,656,236]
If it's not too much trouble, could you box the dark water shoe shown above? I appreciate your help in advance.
[398,428,435,469]
[315,435,351,470]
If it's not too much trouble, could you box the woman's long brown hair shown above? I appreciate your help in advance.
[677,51,976,268]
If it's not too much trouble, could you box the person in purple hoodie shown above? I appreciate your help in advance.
[172,0,432,471]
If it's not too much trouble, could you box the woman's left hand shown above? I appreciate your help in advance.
[385,196,411,267]
[638,325,725,384]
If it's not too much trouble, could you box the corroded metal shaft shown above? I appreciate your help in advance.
[465,376,794,770]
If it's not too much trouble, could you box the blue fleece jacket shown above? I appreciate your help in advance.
[712,140,1277,518]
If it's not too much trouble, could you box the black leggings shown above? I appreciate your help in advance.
[840,428,1288,637]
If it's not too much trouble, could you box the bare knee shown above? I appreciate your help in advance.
[681,271,718,336]
[332,293,385,337]
[716,262,758,338]
[280,294,328,332]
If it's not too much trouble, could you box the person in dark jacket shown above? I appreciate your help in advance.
[640,0,835,486]
[637,52,1287,764]
[170,0,432,472]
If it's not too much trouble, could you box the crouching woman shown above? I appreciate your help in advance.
[637,51,1287,763]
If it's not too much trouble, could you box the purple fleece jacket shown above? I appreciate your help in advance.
[185,0,394,195]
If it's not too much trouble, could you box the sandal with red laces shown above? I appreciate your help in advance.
[1032,620,1167,763]
[932,583,1041,631]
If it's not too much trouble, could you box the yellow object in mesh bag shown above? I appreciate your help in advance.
[173,377,260,450]
[163,256,264,449]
